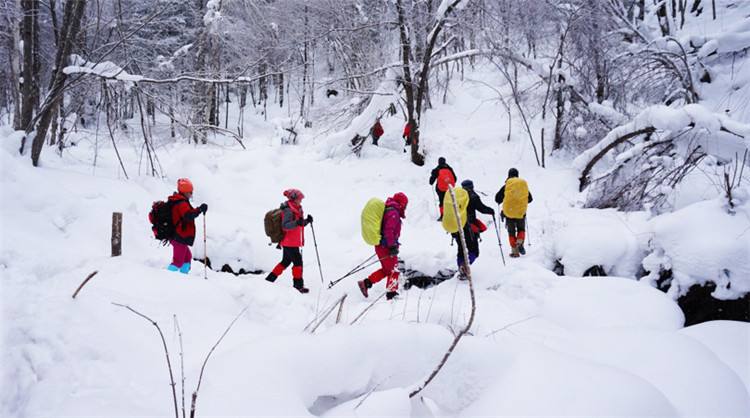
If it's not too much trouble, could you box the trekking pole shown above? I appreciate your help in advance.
[492,214,506,266]
[203,215,208,280]
[310,222,324,284]
[328,255,388,289]
[525,215,531,247]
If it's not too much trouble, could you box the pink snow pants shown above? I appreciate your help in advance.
[170,240,192,266]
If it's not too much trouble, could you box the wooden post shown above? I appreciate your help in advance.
[112,212,122,257]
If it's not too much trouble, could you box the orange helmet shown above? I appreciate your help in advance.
[177,178,193,194]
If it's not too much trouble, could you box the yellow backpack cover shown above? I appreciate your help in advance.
[442,187,469,233]
[503,178,529,219]
[361,198,386,245]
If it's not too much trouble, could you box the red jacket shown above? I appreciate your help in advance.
[403,123,411,139]
[280,200,305,247]
[169,193,201,245]
[372,121,384,138]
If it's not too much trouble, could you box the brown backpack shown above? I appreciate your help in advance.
[264,208,284,243]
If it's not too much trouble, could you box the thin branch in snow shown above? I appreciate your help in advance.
[112,303,179,418]
[72,271,99,299]
[190,307,248,418]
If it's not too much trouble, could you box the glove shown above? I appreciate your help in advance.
[388,246,399,256]
[297,218,305,226]
[306,214,313,224]
[199,203,208,214]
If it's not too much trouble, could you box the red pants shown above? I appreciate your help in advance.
[170,240,192,266]
[368,245,400,292]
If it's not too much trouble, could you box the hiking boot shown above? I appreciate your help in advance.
[265,272,278,283]
[358,279,372,298]
[386,291,399,300]
[437,215,443,222]
[517,239,526,255]
[510,245,520,258]
[293,279,309,294]
[167,264,180,272]
[179,263,191,274]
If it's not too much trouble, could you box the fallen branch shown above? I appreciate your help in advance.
[72,271,99,299]
[484,316,538,337]
[349,292,386,325]
[304,294,348,333]
[335,294,348,324]
[112,303,179,418]
[409,185,476,399]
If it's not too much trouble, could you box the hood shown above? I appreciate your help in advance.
[168,192,188,202]
[385,197,406,218]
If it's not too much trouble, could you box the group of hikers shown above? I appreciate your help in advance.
[369,118,415,152]
[151,158,531,300]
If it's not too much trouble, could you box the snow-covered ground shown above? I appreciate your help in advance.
[2,60,749,416]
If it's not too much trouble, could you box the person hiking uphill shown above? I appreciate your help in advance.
[429,157,457,221]
[495,168,533,258]
[370,118,384,146]
[454,180,494,278]
[167,178,207,274]
[358,192,408,301]
[265,189,313,293]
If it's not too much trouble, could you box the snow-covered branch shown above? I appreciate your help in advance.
[63,55,282,86]
[574,104,750,191]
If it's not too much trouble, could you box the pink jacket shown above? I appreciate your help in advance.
[381,197,404,248]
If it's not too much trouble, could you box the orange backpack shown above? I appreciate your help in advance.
[436,168,456,192]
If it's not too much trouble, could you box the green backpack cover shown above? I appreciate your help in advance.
[361,198,386,245]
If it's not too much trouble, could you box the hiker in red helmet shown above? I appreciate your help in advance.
[265,189,313,293]
[358,192,408,300]
[167,178,207,274]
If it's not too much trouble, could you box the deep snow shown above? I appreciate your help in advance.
[3,7,750,411]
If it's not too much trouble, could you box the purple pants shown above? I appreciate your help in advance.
[170,240,192,266]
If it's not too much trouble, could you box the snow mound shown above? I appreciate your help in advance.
[680,320,750,393]
[462,344,679,417]
[548,209,647,277]
[644,198,750,299]
[541,277,685,331]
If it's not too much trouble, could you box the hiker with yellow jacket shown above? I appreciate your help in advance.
[495,168,533,258]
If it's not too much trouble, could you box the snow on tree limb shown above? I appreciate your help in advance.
[574,104,750,191]
[63,54,282,86]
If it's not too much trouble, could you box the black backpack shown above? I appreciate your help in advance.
[149,199,178,243]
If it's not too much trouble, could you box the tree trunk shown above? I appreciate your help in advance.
[395,0,418,164]
[20,0,39,130]
[7,0,23,130]
[28,0,87,166]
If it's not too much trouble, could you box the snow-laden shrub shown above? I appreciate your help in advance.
[641,197,750,300]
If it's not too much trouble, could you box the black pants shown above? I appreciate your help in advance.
[505,217,526,236]
[452,225,479,267]
[436,188,446,209]
[280,246,303,267]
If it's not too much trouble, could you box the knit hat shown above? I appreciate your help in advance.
[438,157,446,165]
[508,168,519,178]
[392,192,408,210]
[283,188,305,202]
[177,178,193,194]
[461,179,474,190]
